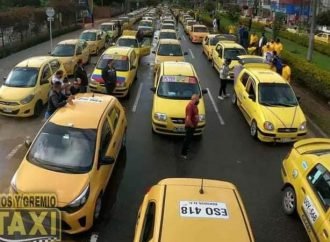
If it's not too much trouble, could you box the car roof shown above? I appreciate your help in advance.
[161,62,195,76]
[158,39,180,44]
[157,178,253,242]
[101,22,115,25]
[192,24,207,27]
[160,29,176,33]
[244,67,286,84]
[104,46,133,55]
[16,56,58,68]
[162,23,175,26]
[218,41,244,48]
[82,29,99,33]
[49,93,114,129]
[118,35,136,40]
[57,39,81,45]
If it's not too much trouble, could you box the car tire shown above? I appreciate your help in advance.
[250,120,258,139]
[93,194,102,223]
[33,100,43,118]
[231,92,237,105]
[282,186,296,215]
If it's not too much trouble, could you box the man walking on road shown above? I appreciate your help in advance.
[102,59,117,95]
[181,94,200,160]
[74,59,88,93]
[218,59,232,100]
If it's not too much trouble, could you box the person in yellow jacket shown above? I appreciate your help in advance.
[228,25,236,34]
[282,62,291,82]
[274,38,284,55]
[249,32,259,47]
[262,43,273,56]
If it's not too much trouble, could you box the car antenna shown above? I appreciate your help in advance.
[199,178,204,194]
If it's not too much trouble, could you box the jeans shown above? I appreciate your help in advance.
[80,85,87,93]
[219,79,227,96]
[181,127,195,156]
[105,83,115,95]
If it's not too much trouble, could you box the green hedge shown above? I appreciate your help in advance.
[282,50,330,100]
[0,25,82,59]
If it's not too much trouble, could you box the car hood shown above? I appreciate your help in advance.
[0,85,34,101]
[55,56,74,63]
[14,160,90,206]
[191,32,209,37]
[259,105,306,128]
[91,68,127,84]
[153,96,205,117]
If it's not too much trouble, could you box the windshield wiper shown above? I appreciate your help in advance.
[30,156,77,173]
[260,102,277,106]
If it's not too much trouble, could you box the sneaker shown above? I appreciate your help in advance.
[181,155,188,160]
[217,96,224,100]
[225,94,230,98]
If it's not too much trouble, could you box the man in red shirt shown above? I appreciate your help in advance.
[181,94,200,159]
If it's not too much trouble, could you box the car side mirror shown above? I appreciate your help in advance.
[3,77,6,81]
[100,156,115,165]
[152,50,156,54]
[297,96,301,102]
[184,51,188,55]
[150,87,156,92]
[248,94,256,101]
[202,89,208,95]
[25,137,32,149]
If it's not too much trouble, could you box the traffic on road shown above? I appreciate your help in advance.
[0,3,329,242]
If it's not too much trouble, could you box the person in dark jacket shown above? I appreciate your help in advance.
[257,32,268,56]
[101,59,117,95]
[69,80,81,95]
[137,28,144,44]
[242,27,249,49]
[45,81,74,119]
[74,59,88,93]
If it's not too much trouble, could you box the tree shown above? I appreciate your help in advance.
[48,0,76,27]
[316,10,330,26]
[226,5,241,22]
[13,7,33,42]
[204,1,216,12]
[0,10,15,46]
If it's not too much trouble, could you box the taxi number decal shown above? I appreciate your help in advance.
[303,196,319,224]
[179,201,229,219]
[76,97,103,103]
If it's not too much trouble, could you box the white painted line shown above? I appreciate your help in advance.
[6,143,23,160]
[90,233,99,242]
[182,35,186,41]
[189,49,195,59]
[206,88,225,125]
[132,83,143,112]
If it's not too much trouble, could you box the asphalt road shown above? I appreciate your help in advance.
[0,21,311,242]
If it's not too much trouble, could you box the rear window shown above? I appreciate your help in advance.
[193,27,208,33]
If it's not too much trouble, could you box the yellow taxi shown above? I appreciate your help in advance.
[161,23,176,31]
[232,67,307,142]
[211,41,246,78]
[89,47,138,98]
[151,62,206,136]
[314,33,330,44]
[79,29,106,55]
[0,56,67,117]
[116,30,151,57]
[51,39,90,75]
[100,22,119,42]
[152,39,187,72]
[118,16,131,30]
[184,19,196,34]
[156,29,180,41]
[189,24,209,43]
[133,178,255,242]
[281,138,330,242]
[10,93,127,234]
[202,34,237,60]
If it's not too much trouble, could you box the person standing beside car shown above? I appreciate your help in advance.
[74,59,88,93]
[101,59,117,95]
[218,59,232,100]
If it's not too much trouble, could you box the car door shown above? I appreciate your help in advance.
[108,106,123,160]
[39,63,52,104]
[243,77,257,123]
[202,36,208,54]
[236,72,250,111]
[213,44,223,72]
[297,164,330,242]
[81,41,90,63]
[139,38,151,56]
[129,51,138,84]
[75,44,84,63]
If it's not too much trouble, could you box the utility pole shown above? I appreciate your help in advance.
[307,0,317,61]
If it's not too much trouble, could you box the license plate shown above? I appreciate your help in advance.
[279,138,292,143]
[175,127,185,132]
[3,108,12,113]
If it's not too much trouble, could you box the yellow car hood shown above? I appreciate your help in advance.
[91,68,127,84]
[259,105,305,128]
[153,96,206,117]
[14,160,90,206]
[56,56,73,64]
[0,86,34,101]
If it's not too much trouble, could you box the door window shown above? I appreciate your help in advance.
[308,164,330,210]
[99,120,112,158]
[140,202,156,242]
[246,78,256,96]
[41,64,52,82]
[108,107,120,131]
[76,46,83,55]
[49,60,61,73]
[240,72,250,87]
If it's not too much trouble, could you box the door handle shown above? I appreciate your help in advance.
[301,187,306,194]
[323,229,328,238]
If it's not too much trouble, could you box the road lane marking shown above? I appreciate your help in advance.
[206,88,225,125]
[189,49,195,59]
[182,35,186,41]
[6,143,23,160]
[132,83,143,112]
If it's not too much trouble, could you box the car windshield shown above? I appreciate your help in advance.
[52,44,75,57]
[162,25,175,30]
[101,25,113,31]
[159,32,177,39]
[96,54,129,71]
[4,67,38,87]
[187,21,196,26]
[80,32,96,41]
[140,21,152,27]
[157,75,200,99]
[164,20,174,24]
[27,122,96,174]
[240,57,266,64]
[258,83,298,107]
[224,48,247,60]
[117,38,138,48]
[193,27,208,32]
[157,44,182,56]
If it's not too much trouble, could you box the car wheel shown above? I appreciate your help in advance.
[231,92,237,105]
[33,100,43,117]
[250,120,258,139]
[282,186,296,215]
[93,195,102,222]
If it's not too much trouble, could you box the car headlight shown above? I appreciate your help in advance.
[63,185,90,213]
[154,112,167,121]
[20,95,35,105]
[199,114,206,122]
[263,121,274,131]
[10,173,18,193]
[299,121,307,131]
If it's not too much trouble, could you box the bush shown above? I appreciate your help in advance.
[282,50,330,100]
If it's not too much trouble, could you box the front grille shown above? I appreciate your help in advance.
[171,117,185,124]
[278,128,298,133]
[0,100,19,106]
[0,109,19,114]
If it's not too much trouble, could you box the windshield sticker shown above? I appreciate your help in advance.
[303,196,319,224]
[180,201,229,219]
[302,161,308,170]
[162,76,197,84]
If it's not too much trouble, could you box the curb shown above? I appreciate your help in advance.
[307,116,329,138]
